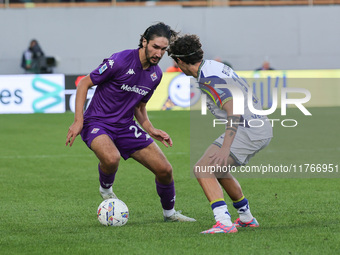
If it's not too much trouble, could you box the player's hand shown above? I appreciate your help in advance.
[149,128,173,148]
[208,148,229,166]
[66,121,83,147]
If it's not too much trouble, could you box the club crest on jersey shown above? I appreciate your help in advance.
[91,128,100,134]
[150,72,157,81]
[108,60,114,68]
[99,63,108,74]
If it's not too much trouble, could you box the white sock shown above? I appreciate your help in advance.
[100,186,112,194]
[237,204,254,222]
[163,208,176,217]
[213,205,232,226]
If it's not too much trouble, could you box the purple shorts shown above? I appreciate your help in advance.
[81,120,154,160]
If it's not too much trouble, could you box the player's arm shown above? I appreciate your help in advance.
[134,102,172,147]
[66,75,94,147]
[221,99,241,150]
[209,99,241,165]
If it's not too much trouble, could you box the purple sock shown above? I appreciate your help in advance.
[98,163,116,189]
[155,179,175,210]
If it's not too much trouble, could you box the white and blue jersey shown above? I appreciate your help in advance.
[197,60,273,141]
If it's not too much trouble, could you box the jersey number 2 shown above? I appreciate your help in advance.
[129,125,142,138]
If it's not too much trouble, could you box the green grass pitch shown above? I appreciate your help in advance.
[0,108,339,254]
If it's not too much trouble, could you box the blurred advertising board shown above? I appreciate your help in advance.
[1,70,339,114]
[0,74,65,114]
[148,70,340,111]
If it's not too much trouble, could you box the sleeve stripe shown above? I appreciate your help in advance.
[221,97,232,106]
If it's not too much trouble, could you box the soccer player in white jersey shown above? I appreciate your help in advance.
[169,34,273,234]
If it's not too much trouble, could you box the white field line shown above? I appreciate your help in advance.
[0,152,186,159]
[0,154,92,159]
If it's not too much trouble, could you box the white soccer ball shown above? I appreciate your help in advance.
[97,198,129,226]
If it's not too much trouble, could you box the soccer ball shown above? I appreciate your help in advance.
[97,198,129,226]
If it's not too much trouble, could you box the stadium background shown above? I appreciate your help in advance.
[1,3,339,255]
[1,4,340,113]
[0,5,340,75]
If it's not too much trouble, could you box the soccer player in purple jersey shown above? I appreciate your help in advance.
[169,34,272,233]
[66,22,195,222]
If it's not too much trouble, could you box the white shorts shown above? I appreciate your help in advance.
[213,127,271,165]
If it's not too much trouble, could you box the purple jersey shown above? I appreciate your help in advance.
[84,49,163,127]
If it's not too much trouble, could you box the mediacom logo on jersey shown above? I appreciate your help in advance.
[120,84,149,96]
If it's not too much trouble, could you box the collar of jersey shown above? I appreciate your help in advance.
[197,60,205,80]
[135,49,144,70]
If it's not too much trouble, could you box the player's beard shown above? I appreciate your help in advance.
[145,46,161,66]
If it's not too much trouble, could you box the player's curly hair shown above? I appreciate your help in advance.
[138,22,178,48]
[168,34,204,65]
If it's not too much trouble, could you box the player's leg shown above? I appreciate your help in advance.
[131,142,195,222]
[131,141,173,184]
[216,167,257,227]
[90,134,121,199]
[195,144,237,233]
[216,132,268,228]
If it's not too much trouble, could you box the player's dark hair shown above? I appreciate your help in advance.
[138,22,178,48]
[168,34,204,65]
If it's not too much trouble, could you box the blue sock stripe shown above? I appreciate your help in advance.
[233,198,248,209]
[211,200,227,210]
